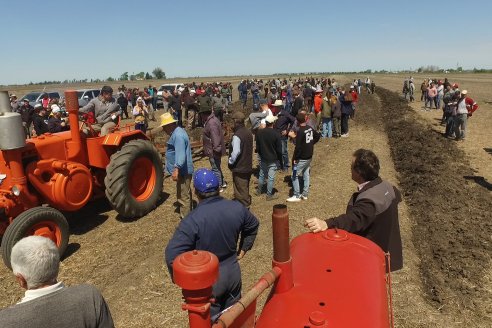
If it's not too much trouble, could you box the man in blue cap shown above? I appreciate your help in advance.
[165,168,259,319]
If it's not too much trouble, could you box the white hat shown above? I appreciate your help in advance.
[272,99,283,107]
[137,96,143,102]
[265,114,278,124]
[461,90,468,95]
[51,105,61,113]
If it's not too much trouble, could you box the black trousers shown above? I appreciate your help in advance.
[341,113,350,135]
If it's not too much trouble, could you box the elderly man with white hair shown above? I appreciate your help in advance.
[0,236,114,328]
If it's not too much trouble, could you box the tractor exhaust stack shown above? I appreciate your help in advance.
[271,204,294,293]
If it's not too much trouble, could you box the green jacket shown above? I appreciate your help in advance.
[320,97,332,118]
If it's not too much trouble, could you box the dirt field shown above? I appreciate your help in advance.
[1,74,491,327]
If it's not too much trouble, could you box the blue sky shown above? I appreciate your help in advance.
[1,0,491,85]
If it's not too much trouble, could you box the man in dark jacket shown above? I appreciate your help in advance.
[18,99,35,138]
[287,113,320,202]
[339,90,353,137]
[291,90,304,117]
[117,92,129,119]
[32,105,49,136]
[201,107,227,191]
[48,106,69,133]
[274,106,296,171]
[255,114,282,200]
[228,111,253,207]
[165,168,259,319]
[168,90,182,127]
[305,149,403,272]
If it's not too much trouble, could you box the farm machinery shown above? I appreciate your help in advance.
[172,205,394,328]
[0,90,163,268]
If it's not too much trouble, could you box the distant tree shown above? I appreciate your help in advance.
[152,67,166,79]
[457,66,463,72]
[107,77,115,82]
[120,72,129,81]
[130,74,136,81]
[145,72,152,80]
[135,71,145,80]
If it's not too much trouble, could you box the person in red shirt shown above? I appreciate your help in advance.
[462,90,479,117]
[313,88,323,130]
[350,86,359,118]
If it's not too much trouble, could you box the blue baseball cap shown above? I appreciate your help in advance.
[193,168,219,193]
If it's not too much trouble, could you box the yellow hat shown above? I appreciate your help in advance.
[159,112,177,127]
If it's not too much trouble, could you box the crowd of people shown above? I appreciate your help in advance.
[402,77,479,141]
[2,77,406,328]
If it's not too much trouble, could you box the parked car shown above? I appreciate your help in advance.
[156,83,184,108]
[20,91,63,108]
[77,89,101,108]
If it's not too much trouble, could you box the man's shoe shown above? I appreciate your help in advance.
[301,195,308,200]
[219,188,225,193]
[286,196,301,202]
[266,194,279,201]
[222,181,228,188]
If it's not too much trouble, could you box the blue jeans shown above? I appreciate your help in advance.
[209,157,224,186]
[321,118,332,138]
[292,159,311,197]
[281,137,289,169]
[258,161,277,196]
[454,113,467,140]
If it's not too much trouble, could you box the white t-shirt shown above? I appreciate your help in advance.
[260,109,273,125]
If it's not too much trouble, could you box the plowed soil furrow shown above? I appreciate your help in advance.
[376,87,492,326]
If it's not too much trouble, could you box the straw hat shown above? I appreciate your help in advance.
[159,112,177,127]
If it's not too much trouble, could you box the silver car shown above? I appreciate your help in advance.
[77,89,101,108]
[20,91,63,108]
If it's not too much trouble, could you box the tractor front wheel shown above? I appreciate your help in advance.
[1,207,69,269]
[105,139,164,218]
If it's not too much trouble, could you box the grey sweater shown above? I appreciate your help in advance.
[0,284,114,328]
[80,96,122,124]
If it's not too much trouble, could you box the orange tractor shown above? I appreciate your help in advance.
[0,90,163,268]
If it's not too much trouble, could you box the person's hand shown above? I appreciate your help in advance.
[61,122,66,127]
[171,168,179,181]
[281,130,287,136]
[304,218,328,233]
[237,250,246,260]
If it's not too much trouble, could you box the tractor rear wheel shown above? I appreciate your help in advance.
[105,139,163,218]
[1,207,69,269]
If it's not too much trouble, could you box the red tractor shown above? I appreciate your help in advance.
[172,205,395,328]
[0,90,163,268]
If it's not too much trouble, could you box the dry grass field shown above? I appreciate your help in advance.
[0,74,491,327]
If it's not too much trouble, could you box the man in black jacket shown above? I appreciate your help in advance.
[18,99,35,138]
[274,106,296,172]
[305,149,403,272]
[228,111,253,207]
[32,105,49,136]
[117,92,129,119]
[287,113,320,202]
[255,115,282,201]
[48,106,69,133]
[167,90,182,127]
